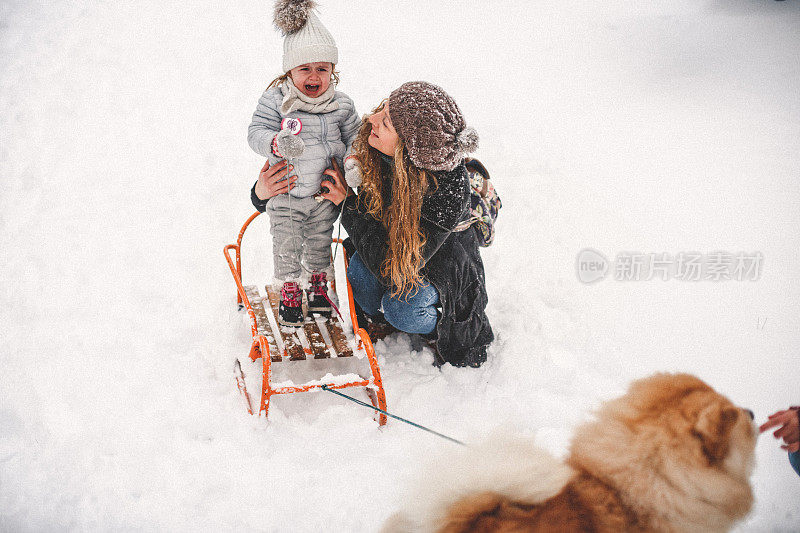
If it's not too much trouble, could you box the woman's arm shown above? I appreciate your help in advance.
[418,163,471,263]
[419,219,453,264]
[341,195,391,281]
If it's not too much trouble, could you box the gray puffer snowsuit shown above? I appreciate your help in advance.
[247,84,360,282]
[248,85,361,198]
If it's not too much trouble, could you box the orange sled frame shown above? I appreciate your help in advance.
[223,211,388,425]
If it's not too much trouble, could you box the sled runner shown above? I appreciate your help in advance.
[224,211,388,425]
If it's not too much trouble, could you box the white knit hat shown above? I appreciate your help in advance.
[274,1,338,72]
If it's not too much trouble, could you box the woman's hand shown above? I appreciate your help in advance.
[254,159,297,200]
[320,157,353,206]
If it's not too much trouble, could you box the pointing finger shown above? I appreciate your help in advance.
[760,419,781,433]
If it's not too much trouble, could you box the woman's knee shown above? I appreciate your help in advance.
[347,252,366,280]
[347,252,384,316]
[381,291,438,335]
[347,253,373,292]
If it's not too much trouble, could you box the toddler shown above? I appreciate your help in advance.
[248,1,359,326]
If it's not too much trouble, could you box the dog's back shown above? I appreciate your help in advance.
[437,468,642,533]
[382,432,573,533]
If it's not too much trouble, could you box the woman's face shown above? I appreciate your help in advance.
[289,62,333,98]
[367,103,400,156]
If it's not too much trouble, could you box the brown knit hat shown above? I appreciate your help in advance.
[388,81,479,172]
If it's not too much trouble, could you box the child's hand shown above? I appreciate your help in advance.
[275,129,305,159]
[343,156,362,188]
[255,160,297,200]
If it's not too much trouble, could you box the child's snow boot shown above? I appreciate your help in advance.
[278,281,304,327]
[307,271,332,317]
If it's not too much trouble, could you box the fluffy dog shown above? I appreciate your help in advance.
[384,373,756,533]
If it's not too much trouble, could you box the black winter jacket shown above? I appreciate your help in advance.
[340,159,494,367]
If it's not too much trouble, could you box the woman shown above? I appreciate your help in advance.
[319,81,493,368]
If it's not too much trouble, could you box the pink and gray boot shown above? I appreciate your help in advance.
[278,281,304,327]
[306,271,332,317]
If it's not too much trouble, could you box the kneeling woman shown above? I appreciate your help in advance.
[321,82,493,367]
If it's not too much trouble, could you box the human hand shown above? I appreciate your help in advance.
[320,157,352,206]
[275,129,305,159]
[254,159,296,201]
[760,408,800,452]
[343,156,362,188]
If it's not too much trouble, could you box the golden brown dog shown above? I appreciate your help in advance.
[384,373,756,533]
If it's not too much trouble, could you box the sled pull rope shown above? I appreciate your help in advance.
[321,385,465,446]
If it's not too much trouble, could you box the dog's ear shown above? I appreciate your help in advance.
[694,403,738,465]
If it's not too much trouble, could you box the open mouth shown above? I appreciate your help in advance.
[304,84,321,94]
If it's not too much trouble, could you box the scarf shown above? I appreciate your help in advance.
[280,78,339,115]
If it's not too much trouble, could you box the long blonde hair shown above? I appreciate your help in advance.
[266,65,341,90]
[353,101,436,299]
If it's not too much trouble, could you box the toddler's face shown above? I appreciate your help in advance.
[367,103,399,156]
[289,62,333,98]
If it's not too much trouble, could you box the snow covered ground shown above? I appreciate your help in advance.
[2,0,799,530]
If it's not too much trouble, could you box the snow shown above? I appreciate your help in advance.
[1,0,799,531]
[271,373,366,390]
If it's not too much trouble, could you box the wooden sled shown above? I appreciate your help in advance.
[224,211,388,425]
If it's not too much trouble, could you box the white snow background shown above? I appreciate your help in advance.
[2,0,799,530]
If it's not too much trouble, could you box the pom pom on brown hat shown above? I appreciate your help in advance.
[457,126,479,154]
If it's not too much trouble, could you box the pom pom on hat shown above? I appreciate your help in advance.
[274,0,316,35]
[457,127,479,154]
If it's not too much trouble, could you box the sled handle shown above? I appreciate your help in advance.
[340,246,362,338]
[226,211,263,306]
[223,243,259,339]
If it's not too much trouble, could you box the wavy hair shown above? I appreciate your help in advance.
[352,100,436,299]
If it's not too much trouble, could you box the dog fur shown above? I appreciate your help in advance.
[383,373,756,533]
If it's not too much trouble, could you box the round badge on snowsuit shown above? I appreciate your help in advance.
[281,117,303,135]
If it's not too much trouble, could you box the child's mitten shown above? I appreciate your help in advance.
[275,128,305,159]
[343,156,362,188]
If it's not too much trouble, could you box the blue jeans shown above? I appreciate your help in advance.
[790,451,800,478]
[347,252,439,335]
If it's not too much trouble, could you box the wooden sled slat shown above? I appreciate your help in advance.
[324,316,353,358]
[243,284,281,362]
[304,319,334,359]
